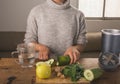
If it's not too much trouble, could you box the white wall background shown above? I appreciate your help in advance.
[0,0,120,32]
[0,0,45,31]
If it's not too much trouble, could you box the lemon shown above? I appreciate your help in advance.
[36,62,51,79]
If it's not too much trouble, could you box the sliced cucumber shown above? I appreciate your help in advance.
[84,68,103,81]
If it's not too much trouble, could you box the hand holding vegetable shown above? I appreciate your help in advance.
[64,46,80,64]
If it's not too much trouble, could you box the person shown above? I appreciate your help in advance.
[24,0,87,64]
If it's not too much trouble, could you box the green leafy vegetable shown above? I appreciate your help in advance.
[61,63,84,81]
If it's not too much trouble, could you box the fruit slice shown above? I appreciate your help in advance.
[84,68,103,81]
[45,59,54,66]
[57,56,70,66]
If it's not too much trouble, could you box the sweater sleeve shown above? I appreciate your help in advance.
[24,9,38,43]
[76,12,87,45]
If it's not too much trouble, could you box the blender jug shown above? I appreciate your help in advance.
[101,29,120,56]
[99,29,120,71]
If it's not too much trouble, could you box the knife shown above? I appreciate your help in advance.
[6,76,16,84]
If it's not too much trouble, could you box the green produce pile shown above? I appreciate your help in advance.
[61,63,103,82]
[61,63,84,81]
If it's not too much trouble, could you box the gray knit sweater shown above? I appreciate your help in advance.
[24,0,87,56]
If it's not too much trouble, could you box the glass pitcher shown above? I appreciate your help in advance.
[11,43,36,68]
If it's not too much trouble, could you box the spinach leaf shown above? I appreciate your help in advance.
[61,63,84,82]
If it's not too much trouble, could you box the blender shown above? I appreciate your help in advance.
[99,29,120,71]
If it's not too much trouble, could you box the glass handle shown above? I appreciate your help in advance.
[11,51,22,65]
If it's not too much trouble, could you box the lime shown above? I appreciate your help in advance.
[57,56,70,66]
[36,62,51,79]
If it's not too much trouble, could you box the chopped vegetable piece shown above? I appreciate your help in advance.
[84,68,103,81]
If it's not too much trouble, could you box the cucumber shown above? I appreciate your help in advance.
[84,68,103,81]
[57,56,70,66]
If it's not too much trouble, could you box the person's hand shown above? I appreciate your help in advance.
[64,46,80,64]
[36,44,50,60]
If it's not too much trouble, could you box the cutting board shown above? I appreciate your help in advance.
[36,58,99,84]
[36,77,90,84]
[36,66,90,84]
[36,72,90,84]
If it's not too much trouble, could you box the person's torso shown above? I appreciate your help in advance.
[34,2,81,56]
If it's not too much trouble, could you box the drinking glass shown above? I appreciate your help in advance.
[11,43,36,68]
